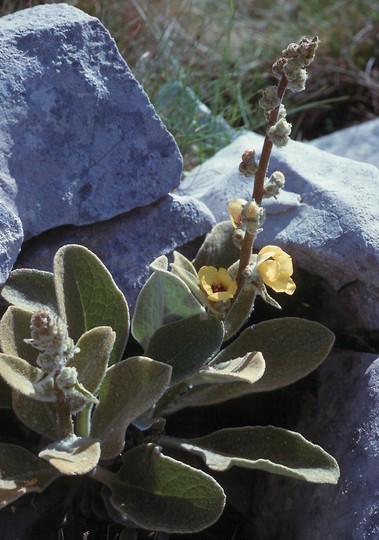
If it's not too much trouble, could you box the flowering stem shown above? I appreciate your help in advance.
[54,373,74,438]
[253,75,288,205]
[235,74,288,294]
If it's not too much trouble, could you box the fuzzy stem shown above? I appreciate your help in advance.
[54,373,74,438]
[235,74,288,293]
[253,75,288,204]
[76,404,92,438]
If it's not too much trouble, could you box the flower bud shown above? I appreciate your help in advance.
[259,86,280,112]
[56,367,79,391]
[239,149,258,176]
[267,118,292,147]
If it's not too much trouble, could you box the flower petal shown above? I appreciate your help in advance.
[270,277,296,295]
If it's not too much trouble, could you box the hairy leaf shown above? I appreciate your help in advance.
[68,326,115,394]
[223,284,257,340]
[192,351,265,385]
[0,355,45,399]
[164,317,335,410]
[39,435,101,475]
[215,317,335,392]
[1,269,58,315]
[164,426,339,484]
[54,245,129,366]
[145,315,224,384]
[91,357,171,459]
[0,306,38,366]
[193,221,239,270]
[12,395,61,440]
[132,270,204,349]
[0,443,59,508]
[96,444,226,533]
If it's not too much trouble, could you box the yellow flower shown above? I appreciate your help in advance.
[257,246,296,295]
[228,199,247,229]
[198,266,237,302]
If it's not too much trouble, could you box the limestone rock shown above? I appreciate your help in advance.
[0,200,23,284]
[0,4,182,241]
[311,117,379,169]
[15,193,215,311]
[247,349,379,540]
[177,131,379,331]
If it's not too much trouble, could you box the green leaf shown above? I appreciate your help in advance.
[0,306,38,366]
[193,221,239,271]
[159,317,335,411]
[0,355,46,399]
[132,269,205,349]
[68,326,116,394]
[39,435,101,475]
[53,245,129,366]
[12,395,62,440]
[91,357,171,459]
[173,251,199,276]
[192,351,265,385]
[96,443,226,533]
[0,443,59,508]
[145,315,224,385]
[1,269,58,314]
[0,354,96,412]
[170,255,209,308]
[223,284,257,341]
[215,317,335,392]
[164,426,339,484]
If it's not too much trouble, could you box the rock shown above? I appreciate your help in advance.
[14,193,215,311]
[310,117,379,169]
[0,200,23,285]
[177,131,379,332]
[245,349,379,540]
[0,4,182,242]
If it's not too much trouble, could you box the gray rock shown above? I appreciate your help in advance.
[311,117,379,169]
[0,200,23,284]
[0,4,182,241]
[177,132,379,331]
[247,349,379,540]
[15,193,215,311]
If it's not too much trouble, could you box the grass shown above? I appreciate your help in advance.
[2,0,378,168]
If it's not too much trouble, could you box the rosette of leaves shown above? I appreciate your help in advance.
[0,243,339,537]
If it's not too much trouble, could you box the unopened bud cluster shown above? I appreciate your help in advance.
[26,309,79,375]
[259,36,319,148]
[263,171,285,198]
[239,149,259,177]
[272,35,320,92]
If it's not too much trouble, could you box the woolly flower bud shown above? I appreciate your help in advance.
[272,57,286,79]
[263,171,285,198]
[26,309,79,373]
[268,118,292,147]
[239,149,258,176]
[297,35,319,66]
[241,200,265,235]
[259,86,280,112]
[56,367,79,391]
[282,42,301,59]
[285,66,308,92]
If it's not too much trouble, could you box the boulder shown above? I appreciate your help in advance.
[0,200,23,285]
[246,349,379,540]
[0,3,182,243]
[177,131,379,332]
[311,117,379,169]
[15,193,215,311]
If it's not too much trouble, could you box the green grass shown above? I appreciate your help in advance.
[2,0,378,168]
